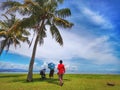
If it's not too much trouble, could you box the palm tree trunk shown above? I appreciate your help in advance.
[26,19,45,82]
[27,34,39,82]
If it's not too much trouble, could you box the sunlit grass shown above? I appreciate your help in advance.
[0,74,120,90]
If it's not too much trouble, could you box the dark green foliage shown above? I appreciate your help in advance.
[0,14,30,55]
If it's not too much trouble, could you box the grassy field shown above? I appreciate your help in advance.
[0,73,120,90]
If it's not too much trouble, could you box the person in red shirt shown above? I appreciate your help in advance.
[57,60,65,86]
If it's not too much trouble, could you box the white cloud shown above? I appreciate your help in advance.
[82,7,114,29]
[0,61,28,70]
[0,61,41,71]
[8,29,118,65]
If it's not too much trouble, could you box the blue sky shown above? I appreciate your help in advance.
[0,0,120,74]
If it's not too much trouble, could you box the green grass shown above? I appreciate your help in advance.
[0,73,120,90]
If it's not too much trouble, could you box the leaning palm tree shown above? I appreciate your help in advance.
[0,14,30,55]
[1,0,74,82]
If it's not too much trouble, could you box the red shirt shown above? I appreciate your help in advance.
[57,64,65,74]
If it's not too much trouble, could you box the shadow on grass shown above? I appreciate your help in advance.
[13,77,70,86]
[0,74,25,78]
[38,78,70,86]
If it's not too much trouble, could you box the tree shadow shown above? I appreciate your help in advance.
[0,74,25,78]
[12,77,70,86]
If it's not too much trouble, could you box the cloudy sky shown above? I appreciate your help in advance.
[0,0,120,74]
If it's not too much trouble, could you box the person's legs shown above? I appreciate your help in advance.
[40,71,43,79]
[61,74,63,86]
[43,74,45,79]
[41,75,44,79]
[49,70,52,78]
[51,69,54,77]
[61,74,63,80]
[59,74,63,86]
[49,71,51,78]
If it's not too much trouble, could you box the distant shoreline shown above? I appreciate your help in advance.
[0,71,120,75]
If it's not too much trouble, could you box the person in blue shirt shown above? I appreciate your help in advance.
[48,62,55,78]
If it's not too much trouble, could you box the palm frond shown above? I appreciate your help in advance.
[50,24,63,46]
[1,14,9,20]
[46,19,52,25]
[24,0,39,6]
[1,0,33,15]
[55,8,71,18]
[7,21,21,33]
[0,39,8,55]
[1,1,22,10]
[12,37,20,47]
[20,15,39,28]
[38,32,47,45]
[22,29,31,36]
[29,31,36,47]
[57,0,64,4]
[44,0,57,9]
[0,20,8,29]
[53,17,73,28]
[6,39,12,53]
[38,25,47,45]
[0,30,7,36]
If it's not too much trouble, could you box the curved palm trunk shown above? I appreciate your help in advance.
[26,19,45,82]
[27,34,39,82]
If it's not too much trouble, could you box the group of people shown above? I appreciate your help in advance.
[40,60,65,86]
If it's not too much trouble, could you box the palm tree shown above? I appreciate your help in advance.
[0,14,30,55]
[1,0,74,82]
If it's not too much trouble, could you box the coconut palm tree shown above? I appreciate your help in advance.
[0,14,30,55]
[1,0,74,82]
